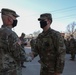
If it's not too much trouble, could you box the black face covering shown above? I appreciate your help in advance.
[40,20,47,28]
[12,20,18,27]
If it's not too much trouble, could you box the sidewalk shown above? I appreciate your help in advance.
[62,54,76,75]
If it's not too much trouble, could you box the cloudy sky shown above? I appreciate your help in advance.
[0,0,76,36]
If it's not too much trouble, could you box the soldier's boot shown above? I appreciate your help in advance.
[21,65,26,68]
[21,62,26,68]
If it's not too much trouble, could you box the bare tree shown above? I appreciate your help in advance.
[66,21,76,35]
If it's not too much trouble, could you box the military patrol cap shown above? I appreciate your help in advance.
[22,33,25,36]
[0,8,19,17]
[38,13,52,21]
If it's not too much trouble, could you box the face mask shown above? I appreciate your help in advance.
[40,20,47,28]
[12,20,18,27]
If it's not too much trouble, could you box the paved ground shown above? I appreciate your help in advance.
[22,47,76,75]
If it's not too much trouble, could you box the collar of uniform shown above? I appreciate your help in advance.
[1,25,12,30]
[42,28,51,36]
[42,27,51,33]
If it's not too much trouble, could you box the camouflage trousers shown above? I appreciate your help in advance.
[40,72,54,75]
[40,66,55,75]
[70,49,75,60]
[0,67,22,75]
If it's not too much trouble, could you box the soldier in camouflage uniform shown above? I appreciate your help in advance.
[69,35,76,61]
[31,13,66,75]
[30,37,36,52]
[0,8,25,75]
[19,33,27,68]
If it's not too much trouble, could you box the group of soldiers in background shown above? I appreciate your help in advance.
[64,35,76,61]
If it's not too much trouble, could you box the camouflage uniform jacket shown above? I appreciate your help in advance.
[33,28,66,73]
[19,37,27,48]
[0,25,25,75]
[69,38,76,49]
[30,39,36,51]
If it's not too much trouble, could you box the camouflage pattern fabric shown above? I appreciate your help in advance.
[0,25,25,75]
[19,36,26,57]
[30,39,36,51]
[33,28,66,75]
[69,38,76,60]
[19,36,27,48]
[19,36,27,66]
